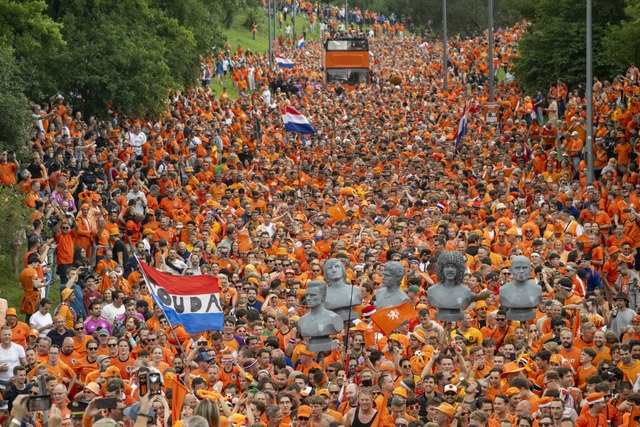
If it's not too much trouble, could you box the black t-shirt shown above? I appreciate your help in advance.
[112,239,127,265]
[47,329,74,348]
[27,162,44,179]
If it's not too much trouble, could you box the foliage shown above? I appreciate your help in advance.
[604,0,640,70]
[513,0,626,94]
[243,6,263,30]
[150,0,230,53]
[0,0,63,60]
[0,187,32,260]
[0,46,32,160]
[43,0,198,119]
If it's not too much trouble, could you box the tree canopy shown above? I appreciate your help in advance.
[0,0,243,123]
[604,0,640,70]
[512,0,626,93]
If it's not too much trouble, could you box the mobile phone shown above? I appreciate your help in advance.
[139,367,150,397]
[28,395,52,411]
[95,397,118,410]
[148,373,162,395]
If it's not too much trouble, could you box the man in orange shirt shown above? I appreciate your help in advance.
[558,328,582,372]
[19,254,47,319]
[4,309,30,347]
[54,221,76,283]
[0,151,18,186]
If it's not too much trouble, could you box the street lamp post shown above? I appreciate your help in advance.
[586,0,594,185]
[268,0,273,68]
[488,0,494,102]
[443,0,447,91]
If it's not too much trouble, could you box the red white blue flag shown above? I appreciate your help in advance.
[454,102,469,149]
[282,106,316,135]
[275,55,295,69]
[138,260,224,333]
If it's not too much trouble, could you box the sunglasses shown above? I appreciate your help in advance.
[299,417,309,421]
[75,327,84,331]
[329,391,340,395]
[88,347,98,351]
[198,342,208,346]
[108,343,117,347]
[540,424,552,427]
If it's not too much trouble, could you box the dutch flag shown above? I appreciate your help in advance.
[275,54,295,69]
[282,106,316,135]
[298,36,305,49]
[137,259,224,333]
[454,102,468,150]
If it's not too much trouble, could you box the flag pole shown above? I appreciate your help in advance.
[343,274,356,382]
[135,256,188,360]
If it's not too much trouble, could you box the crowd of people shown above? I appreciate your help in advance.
[1,1,640,427]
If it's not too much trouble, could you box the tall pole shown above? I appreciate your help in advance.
[268,0,273,69]
[293,1,297,43]
[345,0,349,29]
[488,0,494,102]
[586,0,594,185]
[443,0,448,91]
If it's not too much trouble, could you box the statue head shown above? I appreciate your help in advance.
[509,255,532,283]
[382,261,405,288]
[324,258,347,284]
[305,281,327,308]
[435,251,466,285]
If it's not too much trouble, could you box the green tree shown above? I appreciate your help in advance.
[0,0,63,59]
[604,0,640,70]
[0,187,33,275]
[45,0,198,119]
[513,0,626,94]
[150,0,232,54]
[0,45,32,159]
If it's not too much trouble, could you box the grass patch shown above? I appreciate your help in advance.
[210,7,322,97]
[0,255,61,320]
[0,256,23,311]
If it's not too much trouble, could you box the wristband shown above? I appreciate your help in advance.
[138,413,152,419]
[10,419,21,426]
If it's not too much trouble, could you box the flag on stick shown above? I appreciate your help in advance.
[137,260,224,333]
[369,301,417,336]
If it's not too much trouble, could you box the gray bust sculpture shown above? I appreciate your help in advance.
[375,261,412,309]
[298,281,344,351]
[428,251,471,321]
[499,255,542,321]
[323,258,362,321]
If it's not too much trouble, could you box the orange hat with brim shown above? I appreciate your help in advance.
[436,402,455,419]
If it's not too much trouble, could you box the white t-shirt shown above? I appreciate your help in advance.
[0,343,25,383]
[101,304,126,324]
[29,311,53,336]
